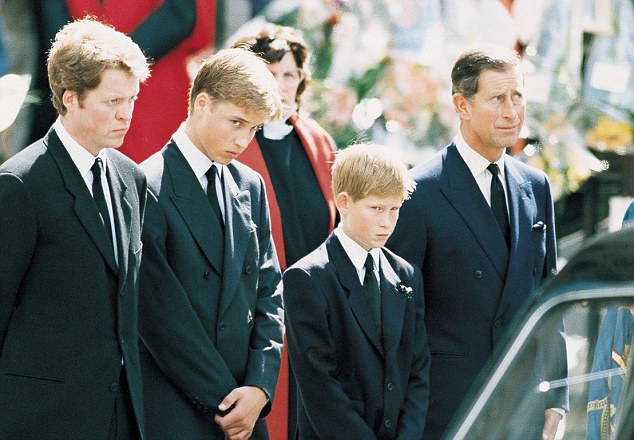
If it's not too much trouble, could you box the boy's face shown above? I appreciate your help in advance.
[336,192,404,251]
[187,94,264,164]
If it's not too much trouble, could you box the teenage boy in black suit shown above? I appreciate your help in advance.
[283,143,430,439]
[138,48,285,440]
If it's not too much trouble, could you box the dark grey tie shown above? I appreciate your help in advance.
[363,253,382,332]
[205,165,224,230]
[91,157,115,254]
[488,163,510,247]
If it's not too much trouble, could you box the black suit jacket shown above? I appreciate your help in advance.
[387,143,557,439]
[139,141,284,439]
[283,233,430,439]
[0,128,147,438]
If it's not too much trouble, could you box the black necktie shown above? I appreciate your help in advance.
[488,163,510,247]
[91,157,115,253]
[206,165,224,230]
[363,253,382,332]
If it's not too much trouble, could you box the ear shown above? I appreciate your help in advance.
[452,93,471,121]
[334,192,350,215]
[62,89,78,110]
[192,92,210,114]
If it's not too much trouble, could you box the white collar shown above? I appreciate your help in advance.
[334,226,381,273]
[54,118,108,185]
[262,103,297,140]
[454,131,505,179]
[172,123,223,180]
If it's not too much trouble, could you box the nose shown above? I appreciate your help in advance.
[272,73,285,88]
[502,97,520,119]
[117,101,134,121]
[235,129,255,150]
[379,212,393,228]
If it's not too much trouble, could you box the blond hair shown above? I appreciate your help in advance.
[47,17,150,115]
[188,48,283,121]
[332,143,415,201]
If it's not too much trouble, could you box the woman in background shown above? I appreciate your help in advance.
[233,23,338,439]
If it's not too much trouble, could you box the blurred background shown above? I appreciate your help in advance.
[1,0,633,267]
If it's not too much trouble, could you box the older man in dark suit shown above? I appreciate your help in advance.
[138,48,284,440]
[0,19,150,439]
[388,44,561,439]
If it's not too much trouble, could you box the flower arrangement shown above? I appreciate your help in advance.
[260,0,456,155]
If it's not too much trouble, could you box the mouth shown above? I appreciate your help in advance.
[498,124,519,132]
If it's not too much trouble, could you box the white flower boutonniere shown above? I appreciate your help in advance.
[398,284,414,301]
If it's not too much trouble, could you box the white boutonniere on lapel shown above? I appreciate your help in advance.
[397,284,414,301]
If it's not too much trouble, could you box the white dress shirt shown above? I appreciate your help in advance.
[334,226,382,285]
[173,124,226,220]
[454,132,508,215]
[54,118,119,264]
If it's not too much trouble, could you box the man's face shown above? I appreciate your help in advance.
[454,67,525,162]
[337,193,404,251]
[188,96,264,165]
[62,68,140,155]
[266,52,301,113]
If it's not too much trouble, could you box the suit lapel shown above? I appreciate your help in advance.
[164,144,224,276]
[497,160,538,314]
[379,253,406,357]
[327,235,384,356]
[440,144,508,279]
[504,160,534,256]
[46,129,118,272]
[218,166,251,316]
[104,151,131,282]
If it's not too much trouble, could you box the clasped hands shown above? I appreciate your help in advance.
[215,386,268,440]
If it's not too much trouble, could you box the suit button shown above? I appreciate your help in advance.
[218,323,225,331]
[532,267,537,276]
[384,419,392,429]
[474,270,482,279]
[110,383,119,392]
[244,265,253,275]
[494,320,502,328]
[386,382,393,391]
[203,271,210,280]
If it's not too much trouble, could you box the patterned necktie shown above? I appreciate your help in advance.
[363,253,382,332]
[487,163,510,247]
[205,164,224,230]
[91,157,115,254]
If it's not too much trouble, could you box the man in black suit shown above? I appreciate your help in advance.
[138,48,285,440]
[283,144,430,439]
[387,44,561,440]
[0,18,150,439]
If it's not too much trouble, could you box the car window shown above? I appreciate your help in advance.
[445,284,634,440]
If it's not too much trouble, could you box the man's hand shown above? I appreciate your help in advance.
[214,386,268,440]
[542,409,562,440]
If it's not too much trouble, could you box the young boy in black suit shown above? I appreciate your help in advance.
[282,143,431,439]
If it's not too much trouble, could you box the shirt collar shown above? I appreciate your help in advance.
[454,131,505,179]
[173,124,223,180]
[334,226,381,272]
[54,118,108,181]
